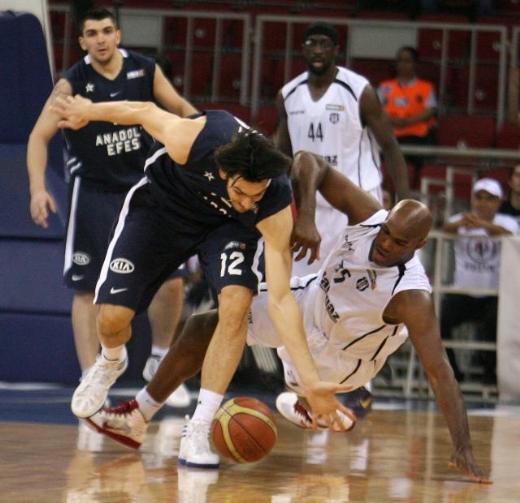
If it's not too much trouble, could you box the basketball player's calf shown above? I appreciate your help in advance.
[86,311,216,449]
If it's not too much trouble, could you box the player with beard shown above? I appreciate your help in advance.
[276,22,409,277]
[275,22,410,412]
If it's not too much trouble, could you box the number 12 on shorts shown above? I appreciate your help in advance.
[220,251,244,276]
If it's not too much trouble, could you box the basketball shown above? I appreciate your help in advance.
[211,396,278,463]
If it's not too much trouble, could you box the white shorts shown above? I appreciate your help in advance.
[247,276,386,395]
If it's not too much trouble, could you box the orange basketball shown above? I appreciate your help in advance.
[211,396,277,463]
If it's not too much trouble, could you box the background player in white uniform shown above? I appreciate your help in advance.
[87,152,489,484]
[27,8,196,406]
[276,22,410,276]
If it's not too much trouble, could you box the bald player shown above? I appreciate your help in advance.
[87,152,490,483]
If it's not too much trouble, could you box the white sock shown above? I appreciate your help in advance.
[136,388,163,421]
[192,388,224,425]
[101,344,126,362]
[150,345,168,359]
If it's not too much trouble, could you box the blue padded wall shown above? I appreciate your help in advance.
[0,240,71,313]
[0,314,79,384]
[0,12,71,383]
[0,11,54,143]
[0,11,153,384]
[0,144,67,239]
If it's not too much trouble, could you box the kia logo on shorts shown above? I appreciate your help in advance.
[110,258,135,274]
[73,252,90,265]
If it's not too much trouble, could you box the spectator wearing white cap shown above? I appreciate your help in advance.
[440,178,519,384]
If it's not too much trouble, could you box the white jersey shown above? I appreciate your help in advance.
[302,210,431,359]
[450,212,519,293]
[282,66,382,195]
[247,210,432,391]
[282,66,383,275]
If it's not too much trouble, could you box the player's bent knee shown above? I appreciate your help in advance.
[218,286,253,331]
[97,304,135,337]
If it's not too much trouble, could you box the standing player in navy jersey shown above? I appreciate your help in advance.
[54,94,354,468]
[27,8,196,407]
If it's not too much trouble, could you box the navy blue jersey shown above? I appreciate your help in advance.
[146,110,292,235]
[63,49,156,190]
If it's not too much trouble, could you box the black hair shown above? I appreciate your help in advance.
[303,22,339,46]
[397,46,418,62]
[79,8,117,34]
[214,130,290,182]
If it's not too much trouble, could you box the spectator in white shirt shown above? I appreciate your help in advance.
[441,178,519,384]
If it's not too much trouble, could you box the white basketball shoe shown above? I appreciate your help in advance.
[275,391,356,431]
[71,349,128,418]
[86,399,148,449]
[178,417,220,469]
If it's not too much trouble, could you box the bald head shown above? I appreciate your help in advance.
[387,199,433,242]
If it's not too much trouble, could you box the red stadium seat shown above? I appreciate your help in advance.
[351,59,393,88]
[193,18,216,48]
[261,21,287,51]
[497,0,520,13]
[164,17,187,47]
[356,10,410,20]
[204,102,251,123]
[476,30,503,61]
[480,167,511,186]
[218,53,243,100]
[438,114,496,148]
[418,26,470,61]
[254,105,278,136]
[420,163,473,199]
[446,65,499,113]
[418,13,470,23]
[190,52,214,97]
[496,121,520,149]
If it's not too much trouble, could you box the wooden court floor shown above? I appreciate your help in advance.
[2,400,520,502]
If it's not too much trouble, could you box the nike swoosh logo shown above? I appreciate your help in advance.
[71,275,84,281]
[110,287,128,294]
[110,91,121,98]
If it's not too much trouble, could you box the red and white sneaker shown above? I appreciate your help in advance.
[85,399,148,449]
[275,391,356,432]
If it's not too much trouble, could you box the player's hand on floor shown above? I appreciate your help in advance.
[448,448,492,484]
[30,190,57,228]
[304,381,352,431]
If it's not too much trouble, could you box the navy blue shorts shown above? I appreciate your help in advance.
[63,177,184,292]
[95,179,264,313]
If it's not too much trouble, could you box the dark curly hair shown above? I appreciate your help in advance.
[214,130,290,182]
[79,8,117,34]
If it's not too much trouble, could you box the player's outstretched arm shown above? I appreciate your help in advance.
[290,152,382,262]
[293,151,382,223]
[152,64,199,117]
[27,78,71,228]
[392,290,492,484]
[360,85,410,200]
[257,206,353,430]
[53,95,204,165]
[273,91,293,156]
